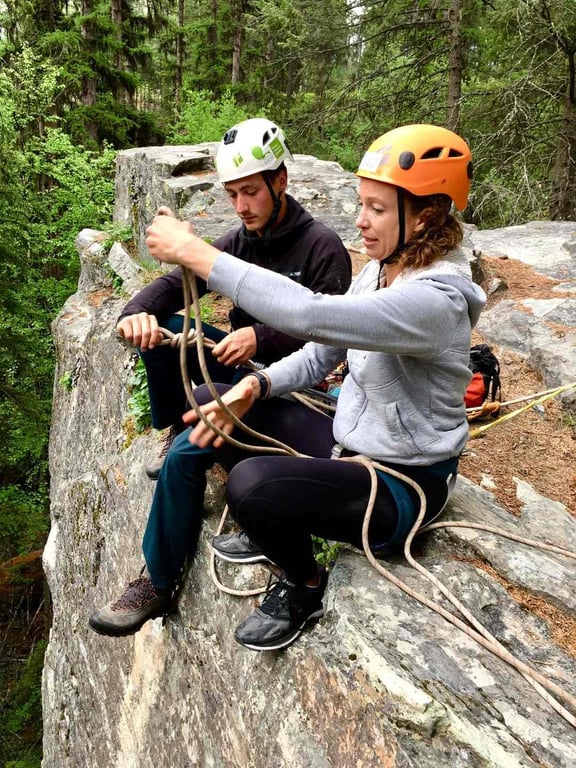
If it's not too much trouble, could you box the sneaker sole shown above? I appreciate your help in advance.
[211,546,274,565]
[88,605,176,637]
[234,608,324,652]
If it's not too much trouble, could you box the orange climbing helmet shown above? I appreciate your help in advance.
[356,124,472,210]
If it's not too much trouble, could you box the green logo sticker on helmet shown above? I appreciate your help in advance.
[269,136,284,159]
[251,146,266,160]
[233,153,244,167]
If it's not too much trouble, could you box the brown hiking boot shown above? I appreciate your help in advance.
[88,573,174,637]
[145,425,180,480]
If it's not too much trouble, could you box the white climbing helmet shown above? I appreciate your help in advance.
[216,118,294,183]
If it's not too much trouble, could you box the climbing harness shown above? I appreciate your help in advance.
[140,262,576,727]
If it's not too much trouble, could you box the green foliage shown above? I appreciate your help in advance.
[198,295,216,325]
[101,222,134,254]
[24,128,115,269]
[58,370,75,391]
[0,45,63,146]
[0,487,48,562]
[0,640,46,768]
[312,536,341,569]
[127,357,152,433]
[65,96,167,149]
[166,89,252,144]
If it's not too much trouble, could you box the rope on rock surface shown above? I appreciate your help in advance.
[348,455,576,727]
[468,381,576,439]
[466,383,576,414]
[146,263,576,726]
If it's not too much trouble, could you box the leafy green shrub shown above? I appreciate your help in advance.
[58,370,75,391]
[0,487,48,562]
[312,536,340,569]
[167,89,253,144]
[24,128,115,272]
[1,640,46,768]
[127,357,152,433]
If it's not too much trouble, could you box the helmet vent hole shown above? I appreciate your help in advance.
[262,131,270,145]
[399,151,415,170]
[448,148,464,158]
[421,147,443,159]
[223,129,237,145]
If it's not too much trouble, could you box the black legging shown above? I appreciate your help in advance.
[212,386,398,584]
[199,384,450,585]
[227,454,399,583]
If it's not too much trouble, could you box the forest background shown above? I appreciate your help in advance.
[0,0,575,764]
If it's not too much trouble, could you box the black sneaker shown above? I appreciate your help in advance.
[234,570,328,652]
[145,425,179,480]
[88,574,174,637]
[212,531,273,564]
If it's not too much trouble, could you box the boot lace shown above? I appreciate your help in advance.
[111,576,159,611]
[158,425,179,459]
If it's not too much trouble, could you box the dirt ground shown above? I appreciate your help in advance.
[459,254,576,519]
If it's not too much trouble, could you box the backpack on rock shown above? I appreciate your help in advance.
[465,344,502,408]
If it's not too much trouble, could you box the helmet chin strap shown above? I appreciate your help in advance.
[381,187,406,265]
[261,173,283,243]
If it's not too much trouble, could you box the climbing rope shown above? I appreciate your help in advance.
[468,381,576,438]
[141,262,576,727]
[351,455,576,726]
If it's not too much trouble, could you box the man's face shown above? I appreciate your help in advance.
[223,171,285,234]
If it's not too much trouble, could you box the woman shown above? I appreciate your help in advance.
[91,124,485,650]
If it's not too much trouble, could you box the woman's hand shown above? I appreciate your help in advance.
[145,212,220,280]
[182,376,260,448]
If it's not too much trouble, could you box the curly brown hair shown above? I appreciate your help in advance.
[398,192,463,271]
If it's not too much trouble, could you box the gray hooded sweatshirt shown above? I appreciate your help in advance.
[208,248,486,466]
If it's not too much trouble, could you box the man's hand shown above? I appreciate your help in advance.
[117,313,163,351]
[212,327,258,366]
[183,376,259,448]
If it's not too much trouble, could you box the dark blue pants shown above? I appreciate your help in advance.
[141,384,337,591]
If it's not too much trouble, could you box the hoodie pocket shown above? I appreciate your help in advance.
[368,401,426,456]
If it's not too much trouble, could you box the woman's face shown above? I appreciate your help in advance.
[355,178,422,262]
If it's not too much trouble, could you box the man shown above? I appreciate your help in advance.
[117,118,351,479]
[88,119,351,637]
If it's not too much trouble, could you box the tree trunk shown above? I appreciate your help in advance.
[541,1,576,219]
[232,23,242,84]
[175,0,185,108]
[110,0,128,103]
[446,0,463,133]
[549,77,576,220]
[263,36,274,89]
[209,0,218,49]
[80,0,98,143]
